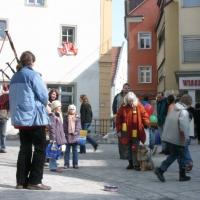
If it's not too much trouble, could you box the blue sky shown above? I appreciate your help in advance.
[112,0,125,46]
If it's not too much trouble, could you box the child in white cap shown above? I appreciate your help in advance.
[63,104,81,169]
[48,100,67,172]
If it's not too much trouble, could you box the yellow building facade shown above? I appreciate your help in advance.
[99,0,112,120]
[156,0,200,104]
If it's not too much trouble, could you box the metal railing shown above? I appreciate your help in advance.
[91,118,114,135]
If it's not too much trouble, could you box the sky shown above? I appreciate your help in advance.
[112,0,125,46]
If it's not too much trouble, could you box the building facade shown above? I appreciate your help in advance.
[156,0,200,104]
[0,0,112,116]
[125,0,159,100]
[0,0,112,133]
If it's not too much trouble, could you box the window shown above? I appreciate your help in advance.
[26,0,45,6]
[183,36,200,63]
[138,66,152,83]
[138,32,151,49]
[0,20,7,40]
[47,84,75,114]
[61,26,76,43]
[183,0,200,7]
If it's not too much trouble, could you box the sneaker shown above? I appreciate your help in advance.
[50,168,63,173]
[27,183,51,190]
[73,165,79,169]
[154,167,165,182]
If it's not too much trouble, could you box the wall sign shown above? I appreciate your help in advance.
[179,77,200,89]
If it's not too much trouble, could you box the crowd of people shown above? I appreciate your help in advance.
[1,51,200,190]
[1,50,98,190]
[112,83,200,183]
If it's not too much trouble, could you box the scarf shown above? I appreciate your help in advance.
[68,114,76,134]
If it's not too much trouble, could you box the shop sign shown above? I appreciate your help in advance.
[179,77,200,89]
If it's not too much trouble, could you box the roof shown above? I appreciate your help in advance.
[111,47,121,84]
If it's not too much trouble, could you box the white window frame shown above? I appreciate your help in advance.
[138,66,152,83]
[138,32,152,49]
[61,25,76,44]
[0,19,7,40]
[47,84,75,113]
[182,0,200,7]
[26,0,45,7]
[183,36,200,63]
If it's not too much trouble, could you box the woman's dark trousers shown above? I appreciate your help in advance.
[16,127,46,186]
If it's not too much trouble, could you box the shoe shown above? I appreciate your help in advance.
[133,165,141,171]
[0,149,6,153]
[154,167,165,182]
[64,165,69,169]
[50,168,63,173]
[179,168,191,181]
[16,184,25,189]
[73,165,79,169]
[27,183,51,190]
[79,151,86,154]
[126,164,134,169]
[94,144,98,151]
[179,176,191,181]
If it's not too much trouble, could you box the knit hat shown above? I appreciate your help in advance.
[51,100,61,111]
[68,104,76,112]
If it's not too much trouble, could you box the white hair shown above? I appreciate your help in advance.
[124,92,138,106]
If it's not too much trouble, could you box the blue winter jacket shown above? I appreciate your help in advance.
[9,66,49,126]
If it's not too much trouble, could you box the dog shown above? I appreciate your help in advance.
[137,145,154,171]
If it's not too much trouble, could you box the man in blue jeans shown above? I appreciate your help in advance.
[154,94,192,182]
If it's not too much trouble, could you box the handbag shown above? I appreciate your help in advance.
[45,141,62,160]
[78,130,87,145]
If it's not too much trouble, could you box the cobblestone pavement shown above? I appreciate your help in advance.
[0,139,200,200]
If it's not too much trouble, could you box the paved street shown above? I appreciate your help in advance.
[0,138,200,200]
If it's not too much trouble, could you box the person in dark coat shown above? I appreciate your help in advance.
[156,92,168,154]
[194,103,200,144]
[112,83,131,159]
[79,95,98,153]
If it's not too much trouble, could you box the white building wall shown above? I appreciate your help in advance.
[111,40,128,116]
[0,0,100,118]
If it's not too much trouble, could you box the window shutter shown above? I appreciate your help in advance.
[183,37,200,63]
[183,0,200,7]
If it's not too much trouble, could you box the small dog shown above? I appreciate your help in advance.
[137,145,154,171]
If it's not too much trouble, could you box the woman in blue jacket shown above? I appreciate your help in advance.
[9,51,51,190]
